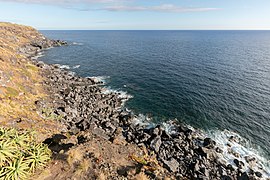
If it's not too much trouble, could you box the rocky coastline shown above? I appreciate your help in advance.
[0,22,268,179]
[33,40,267,179]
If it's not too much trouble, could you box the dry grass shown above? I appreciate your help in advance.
[74,159,91,177]
[96,172,106,180]
[0,22,62,139]
[66,148,84,166]
[133,172,150,180]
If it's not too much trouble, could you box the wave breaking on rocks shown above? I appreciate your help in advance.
[32,53,270,179]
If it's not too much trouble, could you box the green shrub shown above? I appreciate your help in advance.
[5,87,19,97]
[41,107,63,121]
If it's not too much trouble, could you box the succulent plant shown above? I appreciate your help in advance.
[0,140,16,166]
[1,156,29,180]
[25,144,51,172]
[0,128,51,180]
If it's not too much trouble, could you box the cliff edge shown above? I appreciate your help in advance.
[0,22,64,136]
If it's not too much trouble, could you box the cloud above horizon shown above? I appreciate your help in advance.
[1,0,269,30]
[0,0,120,3]
[102,4,219,13]
[1,0,219,13]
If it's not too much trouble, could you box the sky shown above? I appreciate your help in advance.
[0,0,270,30]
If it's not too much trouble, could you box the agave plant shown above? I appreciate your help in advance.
[0,140,16,166]
[25,130,37,142]
[10,131,30,148]
[25,143,51,172]
[0,128,16,139]
[0,156,29,180]
[0,127,51,180]
[0,127,6,139]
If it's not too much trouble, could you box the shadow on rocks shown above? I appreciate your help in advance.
[43,134,74,153]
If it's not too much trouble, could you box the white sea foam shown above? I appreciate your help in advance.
[102,87,133,100]
[161,120,270,177]
[76,73,270,177]
[207,130,270,178]
[59,65,71,70]
[132,114,156,129]
[161,120,182,135]
[44,47,53,50]
[31,52,44,60]
[87,76,110,84]
[127,114,270,178]
[72,65,80,69]
[86,76,133,102]
[100,86,133,108]
[68,71,76,76]
[72,42,83,46]
[58,64,81,70]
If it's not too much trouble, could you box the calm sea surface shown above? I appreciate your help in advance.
[40,30,270,157]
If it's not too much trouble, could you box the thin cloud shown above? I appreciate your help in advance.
[103,4,220,13]
[1,0,219,13]
[0,0,121,4]
[94,20,110,24]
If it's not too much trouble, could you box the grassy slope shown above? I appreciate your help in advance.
[0,22,61,140]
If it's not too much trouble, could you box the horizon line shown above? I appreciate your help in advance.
[39,29,270,31]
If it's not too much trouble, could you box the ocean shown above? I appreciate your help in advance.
[40,30,270,171]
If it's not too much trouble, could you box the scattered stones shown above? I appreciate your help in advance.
[255,171,262,178]
[92,128,110,140]
[245,156,257,166]
[203,137,216,149]
[163,158,179,173]
[150,136,162,153]
[234,159,240,167]
[238,172,249,180]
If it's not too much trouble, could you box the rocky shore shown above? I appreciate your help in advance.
[0,22,268,179]
[34,44,267,179]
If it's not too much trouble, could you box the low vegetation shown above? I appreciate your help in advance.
[41,107,63,121]
[0,23,45,123]
[129,147,162,176]
[0,22,63,143]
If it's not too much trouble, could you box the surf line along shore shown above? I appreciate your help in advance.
[0,22,268,179]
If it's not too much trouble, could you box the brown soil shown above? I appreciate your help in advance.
[32,132,148,180]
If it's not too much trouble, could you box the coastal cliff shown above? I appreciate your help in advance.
[0,22,267,179]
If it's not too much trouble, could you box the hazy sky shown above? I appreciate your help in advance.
[0,0,270,30]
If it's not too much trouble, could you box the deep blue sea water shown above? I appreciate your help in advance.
[40,30,270,161]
